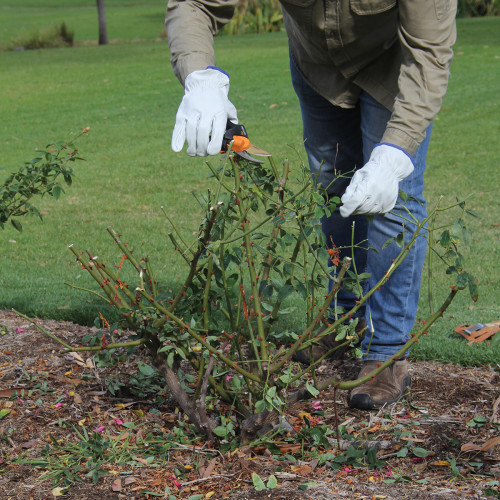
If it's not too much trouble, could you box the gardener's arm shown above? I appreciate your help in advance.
[340,0,457,217]
[381,0,457,156]
[166,0,239,156]
[166,0,238,85]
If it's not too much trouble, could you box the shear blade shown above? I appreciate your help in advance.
[247,144,272,157]
[235,150,264,164]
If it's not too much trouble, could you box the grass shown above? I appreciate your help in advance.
[0,0,168,47]
[0,9,499,365]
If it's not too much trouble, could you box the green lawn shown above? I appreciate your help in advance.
[0,1,167,45]
[0,11,499,365]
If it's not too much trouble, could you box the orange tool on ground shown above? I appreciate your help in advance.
[454,321,500,343]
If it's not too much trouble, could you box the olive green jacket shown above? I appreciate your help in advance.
[166,0,457,155]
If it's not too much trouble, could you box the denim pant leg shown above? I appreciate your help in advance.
[290,58,369,319]
[291,58,432,361]
[359,94,431,361]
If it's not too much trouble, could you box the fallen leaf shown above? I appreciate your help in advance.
[15,439,38,451]
[0,389,17,398]
[292,465,312,476]
[112,431,130,441]
[134,457,149,466]
[73,393,83,404]
[413,461,428,473]
[111,477,122,492]
[202,457,217,479]
[123,477,137,485]
[51,487,66,497]
[432,460,451,466]
[461,440,481,452]
[278,444,302,454]
[462,435,500,453]
[0,409,11,419]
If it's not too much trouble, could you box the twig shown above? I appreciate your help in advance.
[60,339,146,354]
[12,309,73,350]
[181,474,236,487]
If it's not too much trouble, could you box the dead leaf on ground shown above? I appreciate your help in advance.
[202,457,218,479]
[0,389,17,398]
[111,478,122,491]
[461,435,500,453]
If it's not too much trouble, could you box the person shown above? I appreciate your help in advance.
[165,0,457,410]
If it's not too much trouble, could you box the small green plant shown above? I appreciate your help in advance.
[0,128,87,232]
[223,0,283,35]
[252,472,278,491]
[3,22,74,51]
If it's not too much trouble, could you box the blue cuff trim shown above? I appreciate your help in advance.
[206,65,229,78]
[375,142,415,167]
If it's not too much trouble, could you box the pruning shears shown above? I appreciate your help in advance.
[220,120,271,164]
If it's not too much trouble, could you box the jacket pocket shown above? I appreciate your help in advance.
[435,0,452,20]
[350,0,397,15]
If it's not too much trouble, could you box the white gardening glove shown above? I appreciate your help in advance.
[172,67,238,157]
[340,144,415,218]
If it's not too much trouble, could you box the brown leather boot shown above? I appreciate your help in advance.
[348,359,411,410]
[293,320,366,365]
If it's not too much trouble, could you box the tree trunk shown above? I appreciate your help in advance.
[96,0,108,45]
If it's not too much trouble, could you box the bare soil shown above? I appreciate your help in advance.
[0,310,498,499]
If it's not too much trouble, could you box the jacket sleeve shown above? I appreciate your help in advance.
[381,0,457,156]
[165,0,238,86]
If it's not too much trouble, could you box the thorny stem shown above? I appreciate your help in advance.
[135,289,261,383]
[169,205,218,313]
[203,256,214,331]
[60,339,146,353]
[327,288,458,391]
[270,257,352,375]
[217,182,312,246]
[13,309,73,350]
[69,245,127,310]
[233,160,268,364]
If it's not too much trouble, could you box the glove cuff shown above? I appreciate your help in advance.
[374,142,415,168]
[206,65,230,78]
[185,67,230,93]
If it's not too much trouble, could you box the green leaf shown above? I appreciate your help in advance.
[213,426,228,438]
[186,495,204,500]
[0,409,11,419]
[266,475,278,489]
[11,218,22,232]
[52,185,63,199]
[439,230,451,247]
[467,274,479,302]
[412,447,429,458]
[278,284,294,302]
[138,362,155,376]
[398,189,409,202]
[252,472,267,491]
[299,482,317,491]
[382,236,395,249]
[397,446,408,458]
[305,381,319,397]
[395,232,405,248]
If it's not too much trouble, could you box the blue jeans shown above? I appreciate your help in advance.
[290,58,431,362]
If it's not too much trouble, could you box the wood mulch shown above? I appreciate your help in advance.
[0,310,498,499]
